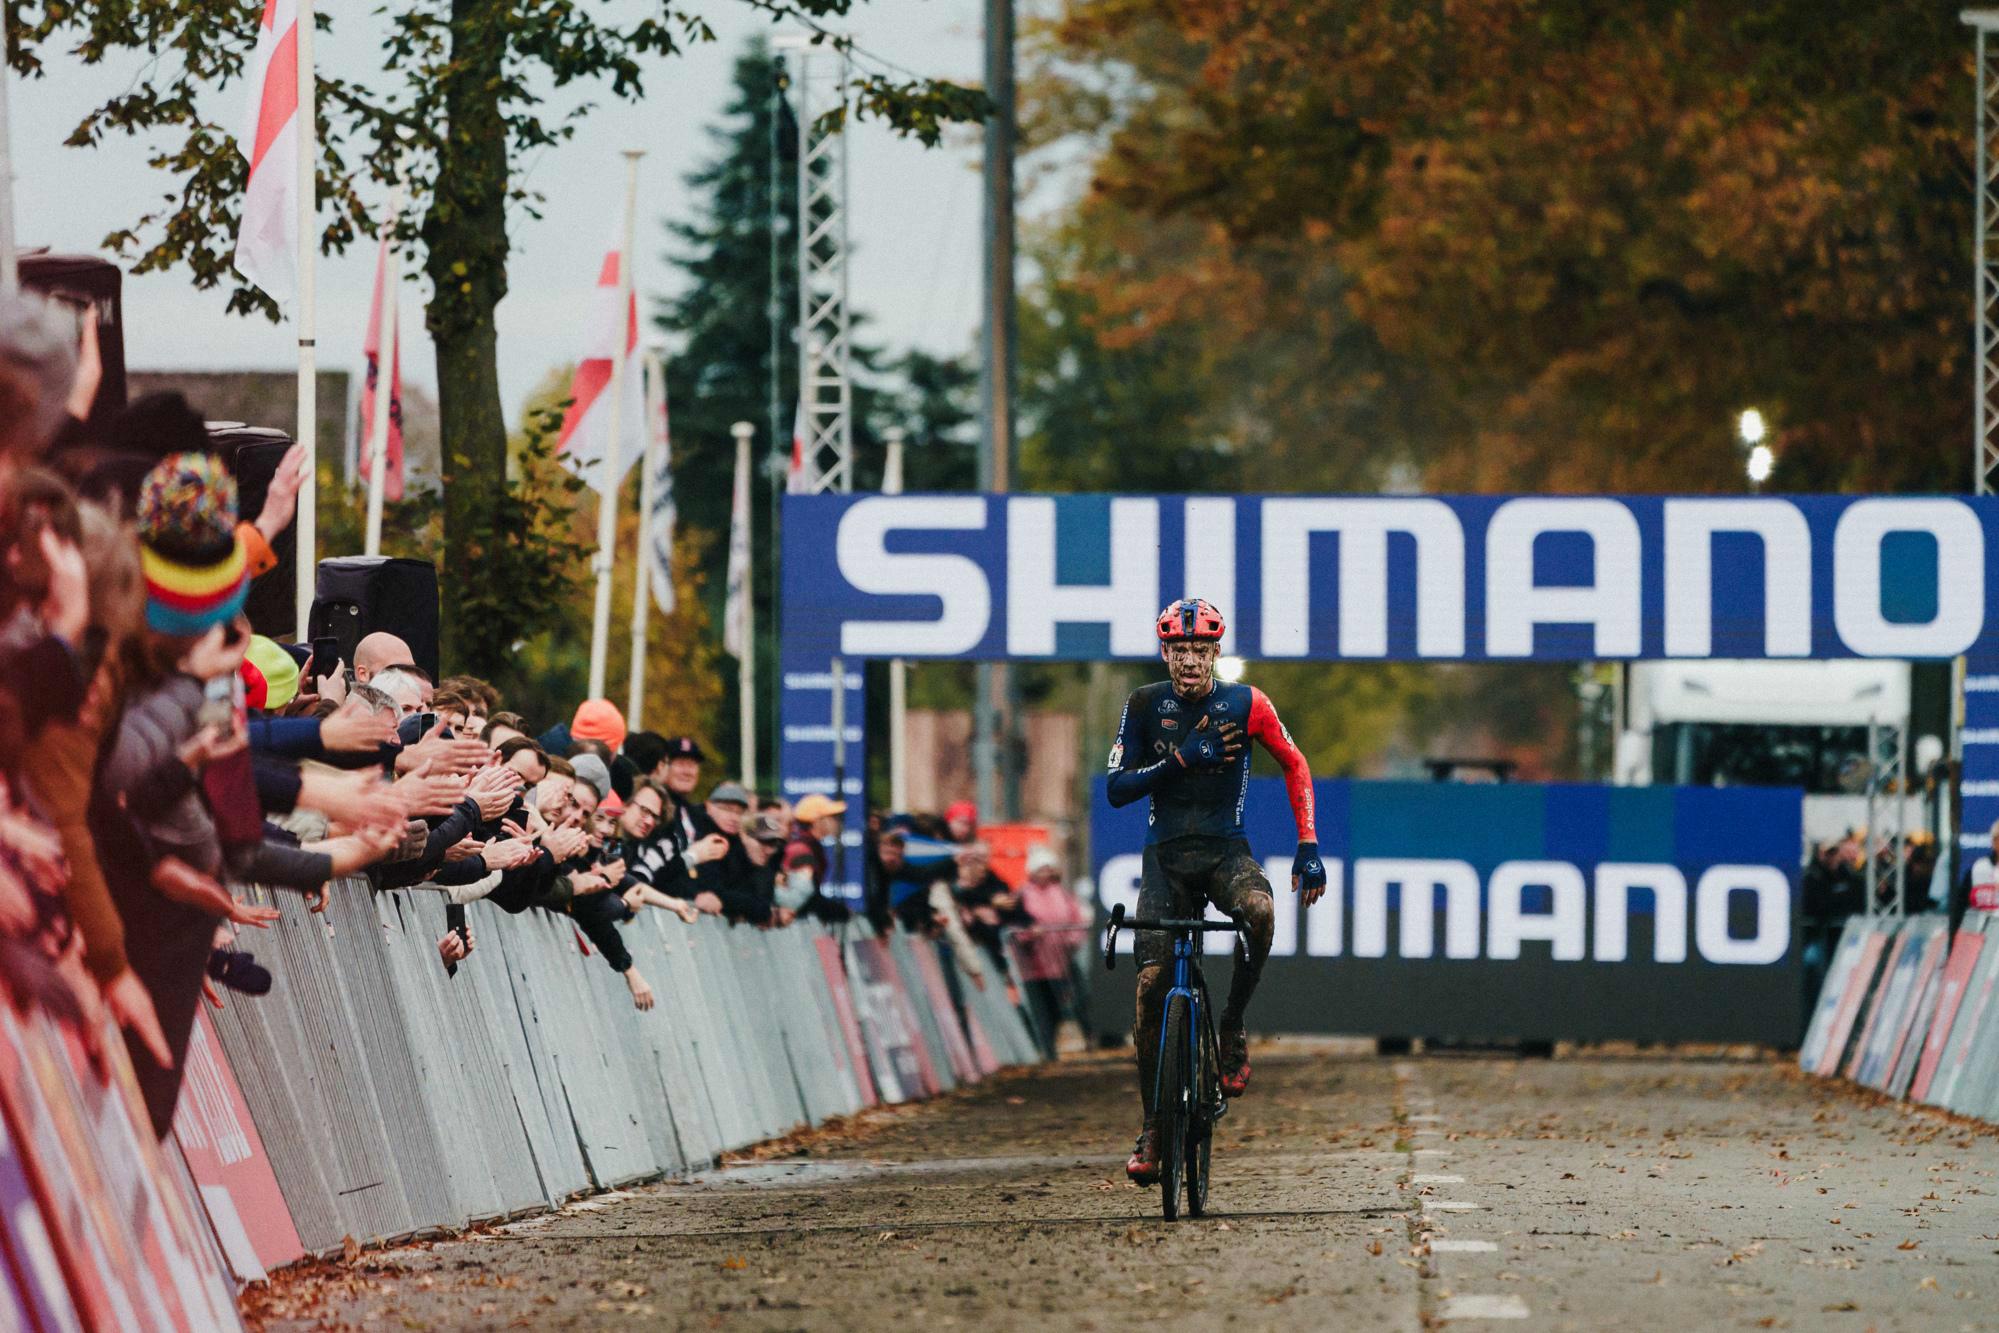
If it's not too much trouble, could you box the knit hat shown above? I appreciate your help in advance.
[244,635,301,709]
[136,451,248,635]
[571,698,627,752]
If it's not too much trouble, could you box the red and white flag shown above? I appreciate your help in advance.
[233,0,301,303]
[557,241,642,493]
[357,235,403,501]
[785,399,811,495]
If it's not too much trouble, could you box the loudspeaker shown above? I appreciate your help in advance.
[309,556,440,681]
[215,425,299,640]
[18,251,126,428]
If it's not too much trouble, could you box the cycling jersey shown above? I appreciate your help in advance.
[1105,680,1317,845]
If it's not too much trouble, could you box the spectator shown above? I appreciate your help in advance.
[952,841,1029,977]
[1016,846,1090,1056]
[352,631,414,684]
[570,698,626,756]
[944,799,979,845]
[688,781,774,925]
[877,828,987,987]
[1951,819,1999,937]
[779,793,850,921]
[629,737,725,890]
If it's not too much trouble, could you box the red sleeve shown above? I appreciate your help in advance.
[1247,687,1317,841]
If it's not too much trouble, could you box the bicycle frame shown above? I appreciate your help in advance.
[1153,930,1206,1119]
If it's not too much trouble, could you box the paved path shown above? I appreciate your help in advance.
[253,1044,1999,1330]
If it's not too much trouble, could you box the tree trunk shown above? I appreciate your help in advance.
[424,0,510,674]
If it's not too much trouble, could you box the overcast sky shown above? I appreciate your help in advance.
[10,0,995,432]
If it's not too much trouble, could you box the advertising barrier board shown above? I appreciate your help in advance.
[1090,777,1804,1044]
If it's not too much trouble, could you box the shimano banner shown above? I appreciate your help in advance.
[782,493,1999,663]
[1089,778,1805,1045]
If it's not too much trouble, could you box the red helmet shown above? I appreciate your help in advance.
[1156,598,1226,643]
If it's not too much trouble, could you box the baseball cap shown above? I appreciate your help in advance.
[795,794,848,823]
[743,812,789,845]
[1026,845,1062,878]
[570,752,612,801]
[665,736,706,762]
[707,780,752,808]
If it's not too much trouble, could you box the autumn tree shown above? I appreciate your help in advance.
[1028,0,1972,496]
[9,0,985,675]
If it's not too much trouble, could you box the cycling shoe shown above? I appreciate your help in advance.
[1126,1124,1161,1185]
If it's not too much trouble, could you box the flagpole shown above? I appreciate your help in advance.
[883,427,908,812]
[628,347,666,727]
[0,7,18,295]
[363,165,404,557]
[293,0,318,639]
[587,149,643,702]
[733,420,758,790]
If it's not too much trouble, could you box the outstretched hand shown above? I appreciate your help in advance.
[1291,840,1327,906]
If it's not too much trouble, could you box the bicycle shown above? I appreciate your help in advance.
[1102,901,1250,1221]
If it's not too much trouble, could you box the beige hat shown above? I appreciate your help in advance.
[1026,845,1062,878]
[795,794,848,823]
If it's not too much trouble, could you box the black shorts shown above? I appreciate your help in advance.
[1134,836,1272,971]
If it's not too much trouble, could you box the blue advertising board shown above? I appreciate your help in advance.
[779,492,1999,826]
[1088,778,1805,1044]
[782,493,1999,664]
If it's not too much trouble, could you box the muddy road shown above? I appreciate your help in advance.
[254,1042,1999,1330]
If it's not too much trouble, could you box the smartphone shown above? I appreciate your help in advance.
[415,711,439,741]
[310,635,340,683]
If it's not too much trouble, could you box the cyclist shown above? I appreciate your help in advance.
[1108,598,1326,1184]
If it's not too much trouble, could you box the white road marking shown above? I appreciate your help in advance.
[1439,1294,1529,1319]
[1429,1239,1499,1254]
[1413,1148,1449,1157]
[1426,1201,1480,1211]
[1412,1174,1464,1184]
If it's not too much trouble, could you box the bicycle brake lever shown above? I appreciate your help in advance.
[1104,903,1125,972]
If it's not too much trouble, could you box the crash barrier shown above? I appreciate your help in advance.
[189,880,1043,1267]
[0,958,241,1332]
[1799,912,1999,1118]
[1000,924,1094,1058]
[3,883,1042,1324]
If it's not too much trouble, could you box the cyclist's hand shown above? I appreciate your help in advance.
[1175,715,1244,770]
[1292,840,1328,905]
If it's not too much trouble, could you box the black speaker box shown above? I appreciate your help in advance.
[18,251,126,428]
[215,425,299,640]
[309,556,440,681]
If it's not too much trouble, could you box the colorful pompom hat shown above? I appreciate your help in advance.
[136,451,249,636]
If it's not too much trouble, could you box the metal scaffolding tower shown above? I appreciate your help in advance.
[1973,12,1999,496]
[779,36,854,496]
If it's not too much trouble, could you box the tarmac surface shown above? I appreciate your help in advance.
[249,1040,1999,1330]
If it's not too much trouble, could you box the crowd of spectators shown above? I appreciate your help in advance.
[0,289,1093,1146]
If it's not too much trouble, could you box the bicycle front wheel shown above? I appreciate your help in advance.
[1159,993,1190,1221]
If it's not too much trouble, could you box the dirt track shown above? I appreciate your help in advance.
[252,1041,1999,1331]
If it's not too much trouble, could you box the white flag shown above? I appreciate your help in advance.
[723,435,751,659]
[556,242,643,493]
[645,364,676,615]
[233,0,301,302]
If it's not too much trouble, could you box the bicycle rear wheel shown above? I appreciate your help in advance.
[1159,994,1190,1221]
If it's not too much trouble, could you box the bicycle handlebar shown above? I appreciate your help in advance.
[1101,902,1247,972]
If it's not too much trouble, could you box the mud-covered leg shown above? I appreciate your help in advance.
[1132,962,1169,1118]
[1216,855,1276,1030]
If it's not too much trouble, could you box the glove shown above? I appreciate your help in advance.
[1175,716,1245,771]
[1292,840,1328,903]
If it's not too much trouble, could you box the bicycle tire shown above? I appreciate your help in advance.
[1186,1009,1215,1217]
[1159,993,1190,1221]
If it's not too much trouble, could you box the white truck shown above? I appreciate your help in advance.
[1616,660,1930,848]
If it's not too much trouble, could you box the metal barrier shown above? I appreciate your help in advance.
[186,885,1044,1265]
